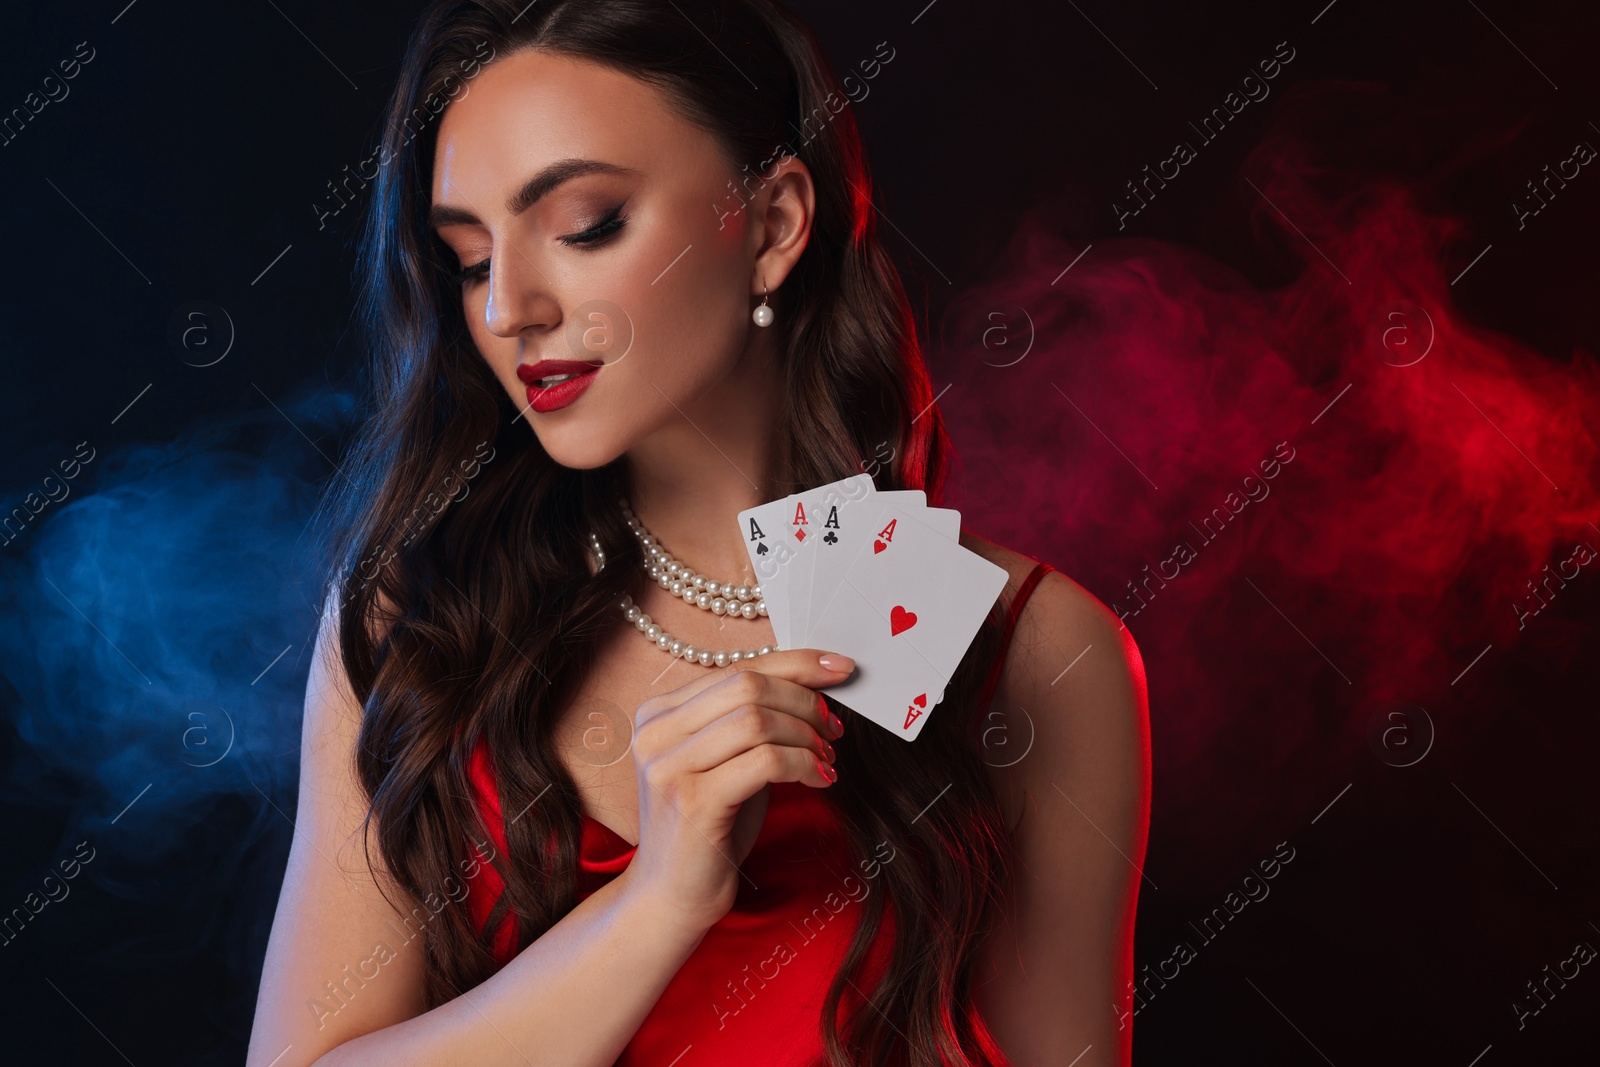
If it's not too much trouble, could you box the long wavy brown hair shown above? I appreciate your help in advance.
[315,1,1016,1063]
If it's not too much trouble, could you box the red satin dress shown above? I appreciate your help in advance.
[464,560,1054,1065]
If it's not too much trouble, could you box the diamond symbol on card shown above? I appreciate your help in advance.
[795,529,806,542]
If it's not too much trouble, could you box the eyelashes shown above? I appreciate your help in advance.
[452,260,487,285]
[451,204,629,286]
[562,203,629,248]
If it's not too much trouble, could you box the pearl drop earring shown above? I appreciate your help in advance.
[752,283,774,327]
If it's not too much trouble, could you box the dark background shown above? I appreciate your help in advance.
[2,0,1596,1063]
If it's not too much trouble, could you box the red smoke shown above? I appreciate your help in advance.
[937,82,1600,851]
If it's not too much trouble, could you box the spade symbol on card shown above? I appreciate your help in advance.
[755,541,768,555]
[889,605,917,636]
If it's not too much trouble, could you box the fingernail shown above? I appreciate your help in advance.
[818,653,855,673]
[826,710,845,739]
[822,740,835,762]
[818,759,838,783]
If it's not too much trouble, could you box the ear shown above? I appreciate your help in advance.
[749,154,815,296]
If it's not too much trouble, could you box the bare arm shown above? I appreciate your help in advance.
[311,866,711,1067]
[248,601,848,1066]
[973,568,1152,1067]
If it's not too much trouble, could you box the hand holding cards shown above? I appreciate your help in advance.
[737,477,1007,741]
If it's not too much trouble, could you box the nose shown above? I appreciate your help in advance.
[482,242,559,339]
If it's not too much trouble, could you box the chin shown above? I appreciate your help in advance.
[529,421,627,471]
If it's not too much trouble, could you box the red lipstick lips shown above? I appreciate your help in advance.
[516,359,604,414]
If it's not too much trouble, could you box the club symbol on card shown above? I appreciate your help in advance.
[889,605,917,636]
[824,531,838,546]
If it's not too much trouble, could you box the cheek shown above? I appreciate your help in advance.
[612,230,749,380]
[457,210,751,418]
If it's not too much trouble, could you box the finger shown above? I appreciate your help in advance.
[643,648,855,722]
[699,740,837,801]
[672,702,835,775]
[677,667,843,742]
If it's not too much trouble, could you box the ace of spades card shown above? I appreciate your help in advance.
[736,474,874,650]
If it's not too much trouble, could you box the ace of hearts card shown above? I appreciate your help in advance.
[804,501,1008,740]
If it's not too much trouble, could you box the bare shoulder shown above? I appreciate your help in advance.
[958,529,1141,685]
[958,529,1151,832]
[957,542,1151,1062]
[957,529,1047,602]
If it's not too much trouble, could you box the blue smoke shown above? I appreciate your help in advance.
[0,383,359,1018]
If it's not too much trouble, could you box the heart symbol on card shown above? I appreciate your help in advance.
[873,539,887,553]
[913,693,927,708]
[889,605,917,636]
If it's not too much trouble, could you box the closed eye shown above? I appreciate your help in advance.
[560,203,628,248]
[451,204,629,287]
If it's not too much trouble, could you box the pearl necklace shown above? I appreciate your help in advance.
[590,502,776,669]
[621,499,766,619]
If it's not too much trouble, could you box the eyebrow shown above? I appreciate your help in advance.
[427,158,640,229]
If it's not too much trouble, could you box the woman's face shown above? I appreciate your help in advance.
[428,49,802,469]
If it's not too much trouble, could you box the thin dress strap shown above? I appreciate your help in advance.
[977,560,1054,714]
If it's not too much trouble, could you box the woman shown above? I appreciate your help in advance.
[247,1,1150,1064]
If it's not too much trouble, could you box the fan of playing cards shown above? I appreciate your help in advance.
[737,474,1009,741]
